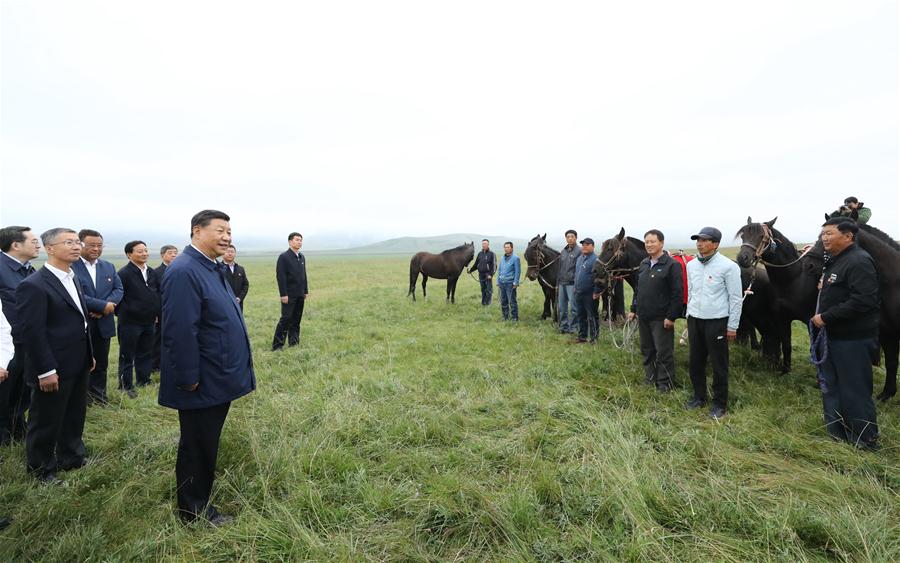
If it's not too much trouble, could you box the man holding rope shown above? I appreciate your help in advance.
[812,218,880,450]
[628,229,683,392]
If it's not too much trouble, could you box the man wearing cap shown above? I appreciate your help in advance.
[574,238,601,343]
[812,218,880,450]
[685,227,743,419]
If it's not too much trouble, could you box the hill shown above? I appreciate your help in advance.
[324,233,529,255]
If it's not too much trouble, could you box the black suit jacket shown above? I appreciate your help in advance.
[116,262,161,325]
[224,262,250,302]
[276,250,308,298]
[156,262,168,280]
[14,266,93,382]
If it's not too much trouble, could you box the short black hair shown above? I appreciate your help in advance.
[822,217,859,236]
[124,240,147,255]
[160,244,177,256]
[0,226,31,252]
[482,238,489,243]
[844,196,859,205]
[504,241,514,248]
[288,232,303,241]
[78,229,102,241]
[227,244,236,250]
[565,229,577,237]
[644,229,665,242]
[190,210,230,237]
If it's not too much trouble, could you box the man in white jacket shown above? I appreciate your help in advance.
[685,227,743,420]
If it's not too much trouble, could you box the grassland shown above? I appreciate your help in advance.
[1,254,898,561]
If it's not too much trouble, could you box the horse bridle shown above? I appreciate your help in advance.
[741,223,813,269]
[525,240,560,290]
[596,238,640,282]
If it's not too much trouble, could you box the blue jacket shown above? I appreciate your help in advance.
[497,253,521,285]
[158,245,255,410]
[0,252,36,328]
[72,258,124,339]
[574,253,600,294]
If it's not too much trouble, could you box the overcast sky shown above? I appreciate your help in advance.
[1,1,897,249]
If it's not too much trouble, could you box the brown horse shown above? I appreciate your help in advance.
[408,242,475,303]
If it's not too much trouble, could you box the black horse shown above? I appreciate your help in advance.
[592,228,642,322]
[408,242,475,303]
[808,220,900,401]
[523,234,559,321]
[736,217,821,373]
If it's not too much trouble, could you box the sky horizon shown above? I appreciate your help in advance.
[2,1,898,247]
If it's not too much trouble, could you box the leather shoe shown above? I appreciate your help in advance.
[0,516,10,531]
[205,506,234,527]
[37,472,65,486]
[709,406,727,419]
[59,458,87,471]
[126,389,138,399]
[685,398,706,410]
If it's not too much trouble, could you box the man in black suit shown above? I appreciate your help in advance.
[152,244,179,372]
[0,226,40,445]
[271,232,309,350]
[116,241,160,398]
[222,245,249,311]
[15,228,93,484]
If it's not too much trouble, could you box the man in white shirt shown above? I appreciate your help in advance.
[685,227,743,419]
[15,228,94,484]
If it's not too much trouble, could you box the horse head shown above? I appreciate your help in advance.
[735,216,778,268]
[597,228,628,271]
[524,234,545,281]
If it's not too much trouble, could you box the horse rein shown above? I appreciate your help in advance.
[741,223,814,269]
[526,241,560,290]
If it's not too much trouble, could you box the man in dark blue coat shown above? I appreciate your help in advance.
[72,229,123,405]
[0,226,40,445]
[158,210,255,526]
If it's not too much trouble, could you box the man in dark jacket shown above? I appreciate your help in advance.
[72,229,123,405]
[222,245,249,311]
[812,218,880,449]
[152,245,179,372]
[628,230,683,392]
[272,232,308,350]
[159,209,255,525]
[575,238,601,343]
[557,230,580,334]
[0,226,39,445]
[468,239,496,306]
[116,241,160,397]
[15,228,94,484]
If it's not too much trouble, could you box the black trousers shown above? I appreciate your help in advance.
[272,297,305,349]
[0,345,30,442]
[688,316,729,408]
[638,317,676,388]
[575,292,599,341]
[820,337,879,446]
[118,322,155,389]
[176,402,231,521]
[26,372,89,477]
[152,319,162,372]
[479,277,493,305]
[88,320,111,401]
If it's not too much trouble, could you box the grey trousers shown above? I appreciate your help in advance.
[638,317,676,388]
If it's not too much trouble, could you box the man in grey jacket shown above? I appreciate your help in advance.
[557,230,580,334]
[685,227,743,419]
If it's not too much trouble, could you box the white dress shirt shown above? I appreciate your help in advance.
[0,309,12,371]
[81,256,98,288]
[135,262,149,283]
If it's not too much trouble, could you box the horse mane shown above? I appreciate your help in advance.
[735,222,799,252]
[626,236,645,249]
[859,224,900,252]
[442,243,472,255]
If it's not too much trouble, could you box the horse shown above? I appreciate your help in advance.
[592,228,644,322]
[407,242,475,303]
[807,220,900,401]
[523,234,559,321]
[735,217,821,374]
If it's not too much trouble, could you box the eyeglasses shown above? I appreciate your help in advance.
[49,240,84,248]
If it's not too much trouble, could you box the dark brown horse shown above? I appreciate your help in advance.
[592,228,642,322]
[408,242,475,303]
[523,234,559,321]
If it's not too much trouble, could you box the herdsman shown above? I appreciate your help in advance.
[685,227,743,419]
[557,229,579,334]
[628,229,683,392]
[812,218,880,450]
[468,239,496,306]
[159,210,255,525]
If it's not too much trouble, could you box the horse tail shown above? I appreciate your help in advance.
[408,255,421,297]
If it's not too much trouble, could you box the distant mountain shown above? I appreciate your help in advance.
[321,233,529,255]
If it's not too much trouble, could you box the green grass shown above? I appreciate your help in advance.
[2,254,899,561]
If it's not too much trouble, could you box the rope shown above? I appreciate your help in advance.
[809,321,828,392]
